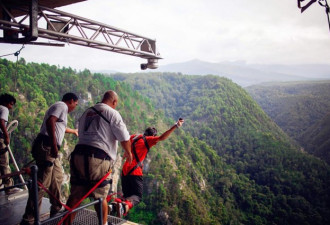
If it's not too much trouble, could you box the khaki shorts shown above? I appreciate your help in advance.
[0,138,13,187]
[70,153,112,199]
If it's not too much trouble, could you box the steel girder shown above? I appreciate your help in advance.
[0,0,162,61]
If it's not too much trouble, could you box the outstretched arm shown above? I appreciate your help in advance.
[159,118,184,141]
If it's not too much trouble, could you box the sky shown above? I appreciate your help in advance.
[1,0,330,72]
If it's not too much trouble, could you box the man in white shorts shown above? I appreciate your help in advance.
[64,90,132,225]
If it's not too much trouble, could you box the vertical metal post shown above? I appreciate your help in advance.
[97,198,103,225]
[2,0,38,42]
[31,165,40,225]
[2,0,13,40]
[29,0,38,41]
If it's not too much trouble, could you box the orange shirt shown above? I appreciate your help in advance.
[122,134,159,176]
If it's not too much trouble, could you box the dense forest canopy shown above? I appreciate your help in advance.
[1,59,330,225]
[246,81,330,164]
[111,72,330,224]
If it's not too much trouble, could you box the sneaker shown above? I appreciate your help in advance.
[116,202,128,218]
[50,207,65,217]
[108,203,116,216]
[5,187,22,195]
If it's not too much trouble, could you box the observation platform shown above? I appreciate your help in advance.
[0,190,138,225]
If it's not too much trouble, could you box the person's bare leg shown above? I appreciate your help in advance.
[63,196,80,225]
[94,198,108,225]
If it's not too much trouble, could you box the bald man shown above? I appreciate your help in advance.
[64,90,132,225]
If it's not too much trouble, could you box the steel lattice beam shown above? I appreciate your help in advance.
[0,0,162,66]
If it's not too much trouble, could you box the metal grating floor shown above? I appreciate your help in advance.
[0,190,138,225]
[42,209,130,225]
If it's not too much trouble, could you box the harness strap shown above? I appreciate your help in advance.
[91,106,110,124]
[37,181,71,211]
[24,165,111,225]
[70,177,111,188]
[106,192,122,202]
[0,169,26,180]
[126,135,150,176]
[70,146,111,188]
[57,169,112,225]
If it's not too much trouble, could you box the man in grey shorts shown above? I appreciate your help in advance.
[21,93,79,225]
[64,90,132,225]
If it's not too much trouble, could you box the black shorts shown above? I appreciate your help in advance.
[121,175,143,206]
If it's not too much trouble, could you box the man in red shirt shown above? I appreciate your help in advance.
[111,118,184,217]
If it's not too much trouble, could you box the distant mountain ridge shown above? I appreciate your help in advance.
[154,59,330,86]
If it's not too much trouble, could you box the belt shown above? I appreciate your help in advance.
[72,144,111,161]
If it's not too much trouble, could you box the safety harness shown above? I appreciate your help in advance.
[90,106,110,124]
[70,106,112,188]
[125,134,150,176]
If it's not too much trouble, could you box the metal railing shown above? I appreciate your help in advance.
[0,165,104,225]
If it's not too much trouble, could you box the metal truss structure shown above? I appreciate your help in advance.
[0,0,161,69]
[298,0,330,32]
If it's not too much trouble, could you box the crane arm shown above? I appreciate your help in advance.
[0,0,161,69]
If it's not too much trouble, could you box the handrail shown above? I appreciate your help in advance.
[0,164,104,224]
[41,198,103,225]
[12,165,104,225]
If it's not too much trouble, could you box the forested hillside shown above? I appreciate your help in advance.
[0,58,257,224]
[111,72,330,224]
[246,81,330,164]
[1,59,330,225]
[300,113,330,164]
